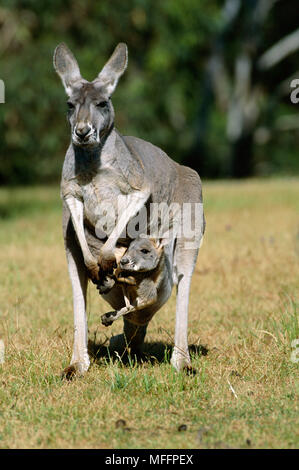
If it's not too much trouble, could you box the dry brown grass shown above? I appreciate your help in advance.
[0,179,298,448]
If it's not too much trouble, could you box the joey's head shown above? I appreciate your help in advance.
[53,43,128,148]
[119,237,164,273]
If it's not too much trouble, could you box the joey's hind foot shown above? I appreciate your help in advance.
[101,311,117,326]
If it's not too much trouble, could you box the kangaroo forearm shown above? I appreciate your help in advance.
[65,196,97,268]
[103,189,150,252]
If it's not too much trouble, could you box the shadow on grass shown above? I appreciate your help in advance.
[88,335,208,367]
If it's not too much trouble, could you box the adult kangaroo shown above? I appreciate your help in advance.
[53,42,205,378]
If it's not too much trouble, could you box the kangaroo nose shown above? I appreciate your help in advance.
[75,124,91,140]
[120,257,129,266]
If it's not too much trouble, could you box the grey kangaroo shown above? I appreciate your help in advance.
[53,42,205,378]
[101,237,165,327]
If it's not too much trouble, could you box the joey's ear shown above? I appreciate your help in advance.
[95,43,128,96]
[53,43,82,95]
[152,238,168,253]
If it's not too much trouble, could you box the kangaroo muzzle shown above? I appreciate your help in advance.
[74,123,92,141]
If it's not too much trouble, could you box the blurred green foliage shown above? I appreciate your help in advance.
[0,0,298,184]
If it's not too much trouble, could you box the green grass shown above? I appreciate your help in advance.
[0,178,299,449]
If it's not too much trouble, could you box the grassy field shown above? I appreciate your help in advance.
[0,179,298,449]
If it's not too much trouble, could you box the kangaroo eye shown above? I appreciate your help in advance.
[67,101,75,109]
[96,101,108,108]
[141,249,150,254]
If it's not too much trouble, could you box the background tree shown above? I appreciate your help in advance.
[0,0,298,184]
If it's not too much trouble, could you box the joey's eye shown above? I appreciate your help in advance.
[96,101,108,108]
[141,249,150,254]
[67,102,75,110]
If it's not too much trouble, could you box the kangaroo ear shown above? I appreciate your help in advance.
[95,43,128,96]
[53,43,82,95]
[152,238,167,253]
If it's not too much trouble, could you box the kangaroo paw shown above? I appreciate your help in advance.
[97,276,115,294]
[116,275,137,286]
[87,263,100,284]
[98,249,117,273]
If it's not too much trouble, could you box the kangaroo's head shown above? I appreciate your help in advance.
[53,43,128,148]
[119,237,164,272]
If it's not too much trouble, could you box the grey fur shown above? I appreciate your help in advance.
[119,237,162,272]
[101,237,165,327]
[54,43,205,376]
